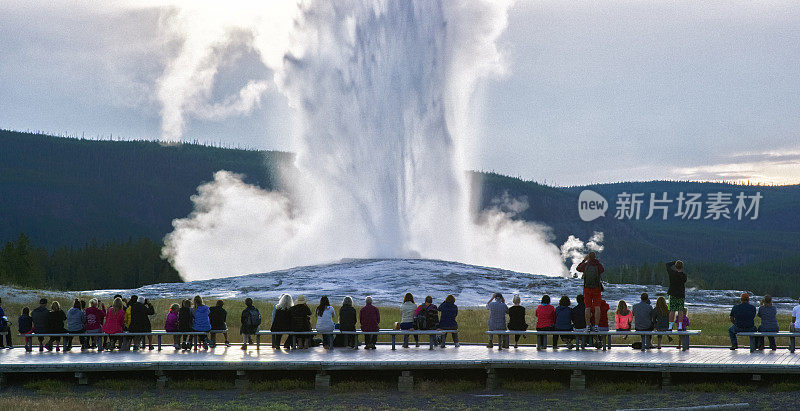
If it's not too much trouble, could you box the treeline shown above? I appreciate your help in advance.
[604,257,800,298]
[0,234,182,290]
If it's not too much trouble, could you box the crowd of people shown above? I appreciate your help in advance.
[1,254,800,352]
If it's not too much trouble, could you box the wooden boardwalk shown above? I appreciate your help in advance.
[1,344,798,375]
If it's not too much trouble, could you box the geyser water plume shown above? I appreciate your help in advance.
[159,0,570,280]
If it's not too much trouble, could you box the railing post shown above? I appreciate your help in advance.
[661,372,671,391]
[156,370,168,389]
[315,370,330,391]
[398,371,413,392]
[486,368,498,390]
[569,370,586,390]
[235,370,249,389]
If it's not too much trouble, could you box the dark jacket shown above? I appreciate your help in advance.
[269,308,292,332]
[47,309,67,334]
[416,303,439,330]
[128,301,155,333]
[666,261,687,298]
[508,305,527,331]
[359,303,380,332]
[290,304,312,332]
[757,306,779,332]
[571,302,586,329]
[554,305,572,330]
[18,314,33,334]
[632,301,654,330]
[32,305,50,333]
[338,305,357,331]
[438,301,458,329]
[240,306,261,334]
[177,306,194,332]
[730,302,756,330]
[209,306,227,330]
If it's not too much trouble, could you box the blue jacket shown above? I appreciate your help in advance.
[192,305,212,332]
[555,305,572,330]
[438,301,458,329]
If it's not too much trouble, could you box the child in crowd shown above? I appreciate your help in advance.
[84,299,105,351]
[165,303,180,349]
[676,308,689,349]
[0,297,10,349]
[177,299,194,350]
[535,295,555,350]
[18,307,33,351]
[614,300,632,339]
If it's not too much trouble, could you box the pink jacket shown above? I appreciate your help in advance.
[615,311,633,330]
[164,310,179,332]
[102,307,125,334]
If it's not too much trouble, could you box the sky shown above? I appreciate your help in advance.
[1,0,799,186]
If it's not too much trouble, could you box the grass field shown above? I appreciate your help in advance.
[1,298,794,347]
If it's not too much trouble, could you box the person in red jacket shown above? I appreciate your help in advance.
[576,252,605,332]
[359,296,380,349]
[535,295,556,350]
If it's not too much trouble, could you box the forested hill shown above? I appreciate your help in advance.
[0,130,292,249]
[2,129,799,294]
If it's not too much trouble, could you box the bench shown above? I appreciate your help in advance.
[19,330,227,351]
[255,329,448,350]
[737,332,800,353]
[486,330,701,351]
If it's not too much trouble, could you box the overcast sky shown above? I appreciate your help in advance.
[2,1,799,186]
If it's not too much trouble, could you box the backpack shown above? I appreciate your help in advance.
[583,263,601,288]
[425,307,439,330]
[413,307,427,330]
[246,308,262,327]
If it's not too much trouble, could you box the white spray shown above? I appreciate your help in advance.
[151,0,572,280]
[560,231,605,276]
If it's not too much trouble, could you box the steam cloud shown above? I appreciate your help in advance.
[560,232,605,276]
[151,0,573,281]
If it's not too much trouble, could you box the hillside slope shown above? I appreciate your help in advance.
[2,129,798,271]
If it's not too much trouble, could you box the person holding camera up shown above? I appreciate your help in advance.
[666,260,687,331]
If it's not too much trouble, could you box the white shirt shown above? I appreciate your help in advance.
[316,306,335,333]
[793,305,800,328]
[401,301,417,324]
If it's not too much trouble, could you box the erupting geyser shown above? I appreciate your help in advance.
[158,0,569,280]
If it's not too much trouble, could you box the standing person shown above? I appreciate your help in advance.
[0,297,11,349]
[554,296,574,349]
[399,293,419,348]
[652,297,670,349]
[438,295,459,348]
[359,296,380,349]
[315,296,336,349]
[240,298,261,350]
[792,297,800,333]
[339,296,357,349]
[84,299,105,351]
[486,293,508,349]
[729,293,757,350]
[508,295,528,349]
[46,301,67,351]
[102,297,126,350]
[209,300,230,347]
[535,295,556,350]
[31,298,50,352]
[127,295,155,351]
[64,299,86,351]
[577,252,604,332]
[192,295,212,349]
[290,295,312,349]
[666,260,687,331]
[632,293,654,350]
[18,307,33,351]
[177,299,194,350]
[270,295,293,349]
[756,295,778,351]
[164,303,180,349]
